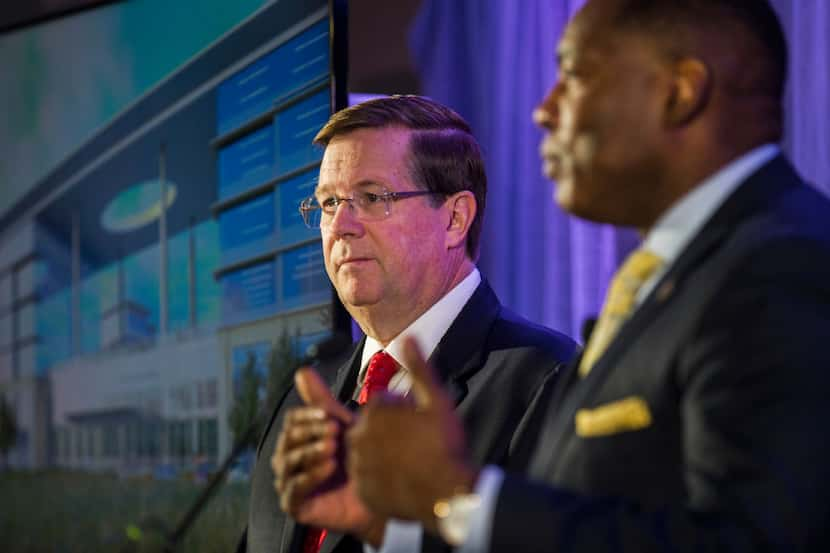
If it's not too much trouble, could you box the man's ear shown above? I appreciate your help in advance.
[665,57,711,127]
[444,191,476,250]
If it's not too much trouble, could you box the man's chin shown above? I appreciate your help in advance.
[553,184,598,222]
[338,289,383,312]
[553,179,576,211]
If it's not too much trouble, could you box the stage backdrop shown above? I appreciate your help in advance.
[410,0,830,341]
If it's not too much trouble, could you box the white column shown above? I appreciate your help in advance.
[159,145,168,336]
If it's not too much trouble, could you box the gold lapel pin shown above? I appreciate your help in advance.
[655,279,675,303]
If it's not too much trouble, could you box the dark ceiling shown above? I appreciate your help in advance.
[349,0,423,94]
[1,0,423,94]
[0,0,122,34]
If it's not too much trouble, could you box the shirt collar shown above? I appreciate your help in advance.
[360,268,482,371]
[643,144,780,266]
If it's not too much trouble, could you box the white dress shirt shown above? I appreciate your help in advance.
[458,144,781,553]
[362,267,481,553]
[356,267,481,398]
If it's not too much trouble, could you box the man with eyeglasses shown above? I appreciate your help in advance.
[243,95,576,553]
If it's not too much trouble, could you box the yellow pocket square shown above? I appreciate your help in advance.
[575,396,652,438]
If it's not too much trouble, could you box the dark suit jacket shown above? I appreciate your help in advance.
[244,280,577,553]
[490,155,830,552]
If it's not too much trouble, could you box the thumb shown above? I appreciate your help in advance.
[295,367,354,424]
[399,335,447,411]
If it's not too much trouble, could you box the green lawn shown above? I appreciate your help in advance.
[0,469,249,552]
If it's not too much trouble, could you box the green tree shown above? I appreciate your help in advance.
[226,331,301,450]
[227,353,262,449]
[0,394,19,468]
[265,330,300,412]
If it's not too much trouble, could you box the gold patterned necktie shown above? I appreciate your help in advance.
[579,249,664,377]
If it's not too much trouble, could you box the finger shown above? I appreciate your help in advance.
[273,418,337,483]
[278,410,335,455]
[274,421,337,468]
[273,433,337,488]
[273,427,289,479]
[285,419,339,445]
[296,367,354,424]
[285,406,328,425]
[286,437,336,473]
[273,434,293,488]
[279,458,337,515]
[399,335,445,411]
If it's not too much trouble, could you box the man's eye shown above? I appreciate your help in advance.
[362,192,382,204]
[320,197,338,209]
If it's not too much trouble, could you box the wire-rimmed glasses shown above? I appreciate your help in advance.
[298,188,444,229]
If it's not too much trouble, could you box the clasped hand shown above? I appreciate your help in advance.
[271,336,478,543]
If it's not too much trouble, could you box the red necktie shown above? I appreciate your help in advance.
[358,350,398,405]
[302,350,398,553]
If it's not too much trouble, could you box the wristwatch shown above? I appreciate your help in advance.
[433,492,481,546]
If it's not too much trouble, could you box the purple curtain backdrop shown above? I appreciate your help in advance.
[774,0,830,190]
[409,0,830,342]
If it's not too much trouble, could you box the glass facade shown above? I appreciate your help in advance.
[35,288,71,370]
[80,265,118,354]
[214,19,332,327]
[31,220,225,373]
[123,242,161,339]
[26,17,336,373]
[167,230,191,332]
[194,221,223,328]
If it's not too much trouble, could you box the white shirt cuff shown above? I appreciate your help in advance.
[366,519,423,553]
[365,466,504,553]
[456,465,504,553]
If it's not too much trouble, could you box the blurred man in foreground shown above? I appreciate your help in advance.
[344,1,830,551]
[246,96,576,553]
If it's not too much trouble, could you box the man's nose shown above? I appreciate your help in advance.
[327,199,364,237]
[533,82,562,131]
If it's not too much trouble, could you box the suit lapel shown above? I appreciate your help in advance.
[528,352,584,477]
[585,154,799,388]
[333,339,364,404]
[535,155,801,477]
[428,280,501,406]
[318,531,350,553]
[280,517,299,553]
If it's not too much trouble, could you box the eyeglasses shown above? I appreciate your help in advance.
[299,188,444,229]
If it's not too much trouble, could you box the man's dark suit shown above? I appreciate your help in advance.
[244,280,577,553]
[489,156,830,552]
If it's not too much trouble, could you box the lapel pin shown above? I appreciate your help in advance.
[655,279,675,303]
